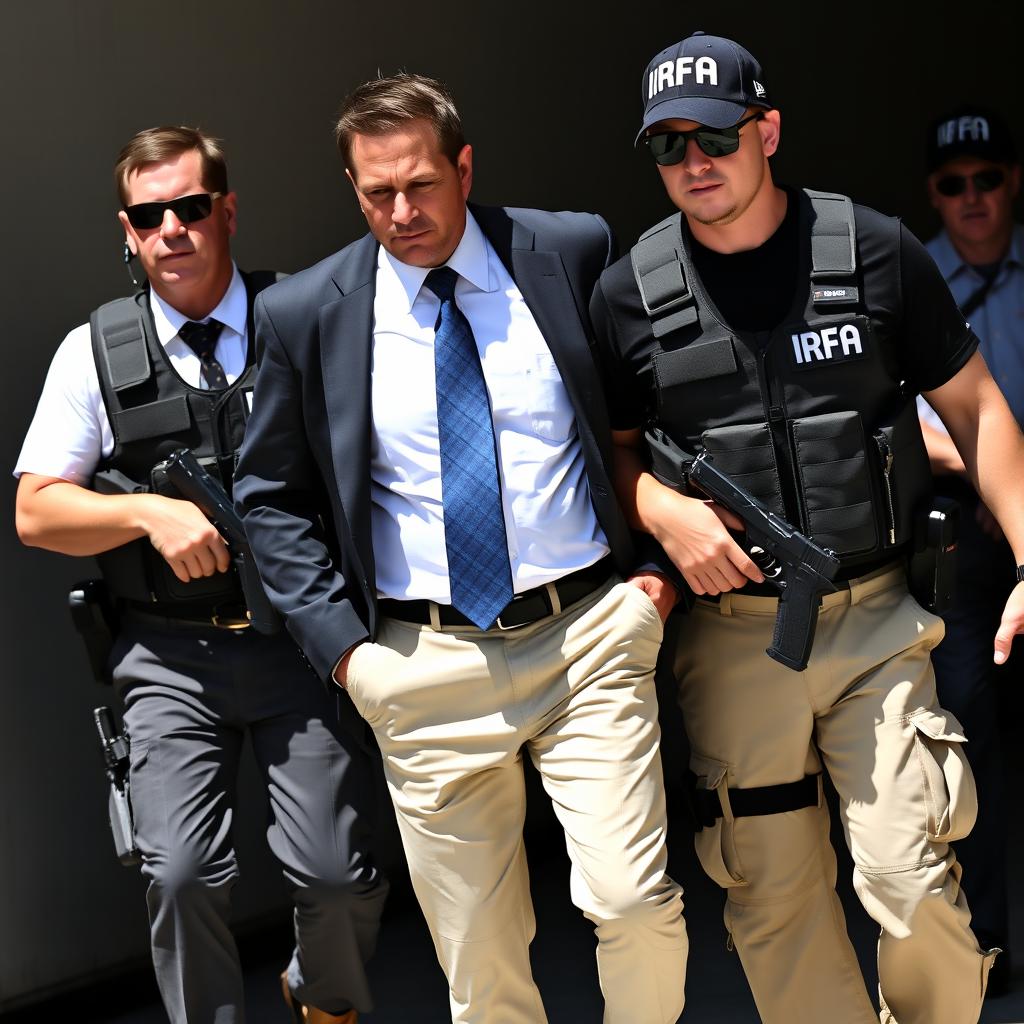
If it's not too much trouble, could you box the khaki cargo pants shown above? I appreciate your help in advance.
[674,564,997,1024]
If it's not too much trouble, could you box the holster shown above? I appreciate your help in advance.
[69,579,120,685]
[908,496,960,613]
[108,779,140,866]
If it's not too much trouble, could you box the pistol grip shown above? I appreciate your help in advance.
[767,582,819,672]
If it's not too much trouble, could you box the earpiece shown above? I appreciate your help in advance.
[122,243,140,289]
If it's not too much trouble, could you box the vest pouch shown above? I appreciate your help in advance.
[96,541,159,604]
[699,422,787,518]
[789,411,878,556]
[873,401,931,548]
[98,538,244,607]
[151,557,243,604]
[653,334,740,423]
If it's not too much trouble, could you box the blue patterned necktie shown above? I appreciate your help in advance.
[178,319,228,389]
[426,266,514,628]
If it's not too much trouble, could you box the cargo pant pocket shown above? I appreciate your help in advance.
[982,947,1002,999]
[691,752,748,889]
[910,708,977,843]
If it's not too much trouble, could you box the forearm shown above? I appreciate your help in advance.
[16,476,154,556]
[610,430,762,593]
[920,418,967,477]
[931,358,1024,558]
[612,433,686,542]
[957,390,1024,559]
[611,437,651,532]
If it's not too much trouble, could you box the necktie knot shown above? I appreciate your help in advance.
[424,266,459,303]
[178,319,224,360]
[178,319,227,389]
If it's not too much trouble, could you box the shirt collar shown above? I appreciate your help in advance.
[149,263,247,345]
[378,210,496,314]
[931,225,1024,279]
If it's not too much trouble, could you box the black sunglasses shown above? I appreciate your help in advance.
[644,112,764,165]
[123,191,223,230]
[934,169,1006,197]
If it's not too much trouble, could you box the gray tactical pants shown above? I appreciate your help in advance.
[112,614,387,1023]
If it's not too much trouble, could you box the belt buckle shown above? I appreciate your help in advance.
[211,611,251,631]
[494,588,555,631]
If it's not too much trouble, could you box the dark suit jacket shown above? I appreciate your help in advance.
[235,204,635,683]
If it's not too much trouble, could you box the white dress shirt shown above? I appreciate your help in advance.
[15,266,250,484]
[369,211,609,602]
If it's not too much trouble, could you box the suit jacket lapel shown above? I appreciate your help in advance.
[473,204,623,552]
[320,233,378,591]
[474,205,602,442]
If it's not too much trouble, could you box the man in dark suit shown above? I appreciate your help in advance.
[234,73,687,1023]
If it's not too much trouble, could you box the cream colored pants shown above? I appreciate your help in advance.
[674,564,996,1024]
[345,578,687,1023]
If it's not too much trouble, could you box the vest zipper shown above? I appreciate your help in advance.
[873,431,896,544]
[757,347,807,532]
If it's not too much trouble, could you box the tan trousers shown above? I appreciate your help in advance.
[673,564,996,1024]
[345,579,687,1023]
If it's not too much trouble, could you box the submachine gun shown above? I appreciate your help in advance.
[152,448,281,635]
[647,431,840,671]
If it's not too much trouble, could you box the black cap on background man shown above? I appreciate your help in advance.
[927,106,1017,174]
[926,104,1019,265]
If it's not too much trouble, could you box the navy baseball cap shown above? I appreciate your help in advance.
[636,31,772,144]
[926,106,1017,172]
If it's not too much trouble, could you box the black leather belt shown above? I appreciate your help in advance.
[122,602,252,630]
[379,557,614,630]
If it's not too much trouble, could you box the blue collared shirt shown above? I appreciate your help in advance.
[925,225,1024,425]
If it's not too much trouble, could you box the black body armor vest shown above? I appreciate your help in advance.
[90,270,279,612]
[631,190,931,569]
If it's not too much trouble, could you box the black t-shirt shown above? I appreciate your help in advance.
[690,186,801,333]
[591,190,979,432]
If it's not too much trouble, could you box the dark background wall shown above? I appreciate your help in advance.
[1,0,1020,1008]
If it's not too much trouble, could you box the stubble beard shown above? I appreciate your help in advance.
[689,160,766,227]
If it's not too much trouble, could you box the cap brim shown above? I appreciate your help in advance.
[634,96,757,145]
[928,141,1017,173]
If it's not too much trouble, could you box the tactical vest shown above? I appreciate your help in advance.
[631,190,931,570]
[90,270,279,612]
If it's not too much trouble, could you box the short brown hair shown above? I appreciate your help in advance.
[334,73,465,172]
[114,126,229,206]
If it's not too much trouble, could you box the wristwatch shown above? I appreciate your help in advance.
[1016,565,1024,583]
